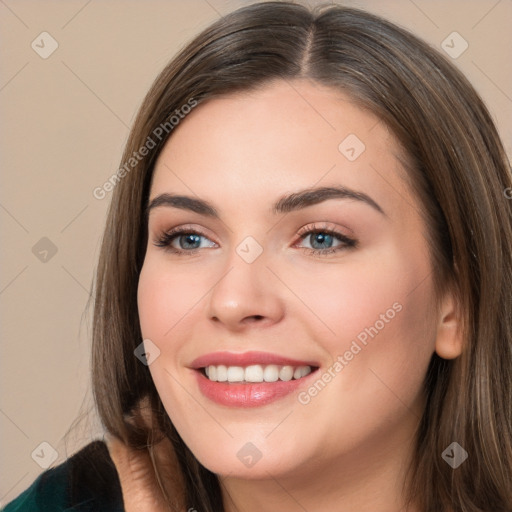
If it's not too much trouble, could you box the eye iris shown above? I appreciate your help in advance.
[180,233,201,249]
[310,232,333,249]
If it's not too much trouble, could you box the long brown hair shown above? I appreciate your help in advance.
[90,2,512,511]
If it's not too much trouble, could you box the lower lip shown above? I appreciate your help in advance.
[194,370,316,407]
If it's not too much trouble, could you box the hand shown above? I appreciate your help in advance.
[106,433,186,512]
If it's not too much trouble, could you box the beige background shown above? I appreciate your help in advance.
[1,0,511,505]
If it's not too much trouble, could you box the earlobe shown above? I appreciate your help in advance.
[434,289,464,360]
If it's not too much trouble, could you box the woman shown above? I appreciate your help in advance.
[4,1,511,511]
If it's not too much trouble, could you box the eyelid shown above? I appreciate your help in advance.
[295,221,353,238]
[293,222,357,253]
[152,224,217,251]
[155,223,216,241]
[153,221,357,255]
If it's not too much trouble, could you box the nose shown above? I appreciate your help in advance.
[206,249,285,331]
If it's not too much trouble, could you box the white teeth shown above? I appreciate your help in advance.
[226,366,245,382]
[216,365,228,382]
[245,365,264,382]
[263,364,279,382]
[293,366,311,379]
[279,366,294,381]
[203,364,313,383]
[301,366,312,377]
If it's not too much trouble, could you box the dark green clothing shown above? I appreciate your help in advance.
[2,440,124,511]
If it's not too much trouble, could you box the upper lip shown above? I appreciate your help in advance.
[189,350,319,369]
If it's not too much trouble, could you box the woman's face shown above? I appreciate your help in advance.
[137,79,447,481]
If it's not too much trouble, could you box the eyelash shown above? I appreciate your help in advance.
[153,223,357,257]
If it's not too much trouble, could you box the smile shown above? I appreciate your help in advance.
[203,364,313,383]
[190,351,320,407]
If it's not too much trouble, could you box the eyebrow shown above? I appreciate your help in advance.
[146,185,385,218]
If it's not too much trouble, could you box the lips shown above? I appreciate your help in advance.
[190,350,319,369]
[189,351,320,407]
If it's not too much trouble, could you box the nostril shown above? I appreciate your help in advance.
[241,315,265,325]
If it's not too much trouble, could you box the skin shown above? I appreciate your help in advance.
[117,79,463,512]
[107,435,171,512]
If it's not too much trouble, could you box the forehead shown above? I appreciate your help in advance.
[149,79,413,219]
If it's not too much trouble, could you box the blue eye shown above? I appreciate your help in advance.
[153,226,357,256]
[154,228,216,253]
[176,233,202,250]
[307,232,335,249]
[296,229,356,255]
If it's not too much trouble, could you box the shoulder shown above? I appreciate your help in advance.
[2,439,124,512]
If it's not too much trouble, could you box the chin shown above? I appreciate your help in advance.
[197,449,302,480]
[177,430,309,479]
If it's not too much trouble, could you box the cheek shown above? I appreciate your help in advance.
[284,242,437,398]
[340,257,436,414]
[137,257,204,431]
[283,244,434,351]
[137,257,206,343]
[283,249,437,452]
[137,261,170,340]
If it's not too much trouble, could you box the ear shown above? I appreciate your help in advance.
[434,286,464,359]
